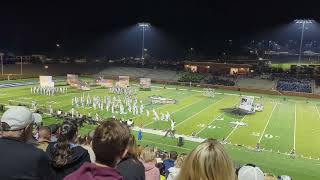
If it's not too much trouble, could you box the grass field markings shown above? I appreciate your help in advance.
[175,97,226,128]
[294,103,297,150]
[258,103,278,143]
[194,102,239,136]
[139,139,192,151]
[144,97,209,127]
[225,115,247,141]
[133,93,203,121]
[315,105,320,121]
[195,112,225,136]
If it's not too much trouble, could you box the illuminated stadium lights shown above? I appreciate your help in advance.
[294,19,315,65]
[138,22,150,27]
[294,19,314,24]
[138,22,150,60]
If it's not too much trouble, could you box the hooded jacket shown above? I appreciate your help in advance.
[63,162,123,180]
[141,161,160,180]
[116,157,145,180]
[166,167,180,180]
[46,142,91,180]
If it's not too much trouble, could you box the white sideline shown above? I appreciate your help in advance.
[175,97,226,128]
[258,103,278,143]
[139,139,192,151]
[132,126,205,143]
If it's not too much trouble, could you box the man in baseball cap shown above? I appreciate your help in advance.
[0,106,54,180]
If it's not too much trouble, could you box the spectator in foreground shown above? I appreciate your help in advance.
[76,131,96,163]
[117,134,145,180]
[49,123,61,142]
[37,126,52,151]
[163,151,178,176]
[140,147,160,180]
[278,175,292,180]
[167,154,187,180]
[46,121,90,180]
[177,138,235,180]
[64,119,130,180]
[237,164,264,180]
[0,106,54,180]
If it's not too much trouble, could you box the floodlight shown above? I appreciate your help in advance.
[138,22,151,60]
[294,19,316,65]
[138,22,150,27]
[294,19,314,24]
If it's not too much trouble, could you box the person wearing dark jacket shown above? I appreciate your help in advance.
[163,151,178,176]
[117,135,145,180]
[46,121,90,180]
[0,106,55,180]
[64,119,130,180]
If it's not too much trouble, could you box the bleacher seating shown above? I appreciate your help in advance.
[276,77,312,93]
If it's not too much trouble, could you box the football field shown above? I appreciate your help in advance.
[1,80,320,159]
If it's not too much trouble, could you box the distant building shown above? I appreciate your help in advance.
[184,61,252,75]
[74,58,87,64]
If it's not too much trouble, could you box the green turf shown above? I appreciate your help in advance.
[1,78,320,179]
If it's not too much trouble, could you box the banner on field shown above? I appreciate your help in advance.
[239,96,254,112]
[67,74,90,90]
[140,78,151,89]
[39,76,54,87]
[118,76,130,87]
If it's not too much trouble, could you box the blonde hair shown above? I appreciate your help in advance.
[177,139,235,180]
[174,154,187,168]
[140,147,156,163]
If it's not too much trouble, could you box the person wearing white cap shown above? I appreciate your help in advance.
[278,175,292,180]
[0,106,54,180]
[237,164,264,180]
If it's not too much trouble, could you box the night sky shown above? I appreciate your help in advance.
[0,0,319,58]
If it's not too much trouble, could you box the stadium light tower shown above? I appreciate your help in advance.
[0,53,4,75]
[138,22,150,60]
[295,19,314,65]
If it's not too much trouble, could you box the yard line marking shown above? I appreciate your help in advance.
[195,113,225,136]
[225,115,247,141]
[144,97,207,127]
[294,103,297,150]
[195,102,238,136]
[175,97,226,128]
[258,103,278,143]
[315,105,320,120]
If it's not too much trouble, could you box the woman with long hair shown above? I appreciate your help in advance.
[176,138,235,180]
[167,154,187,180]
[140,147,160,180]
[46,121,90,180]
[117,134,145,180]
